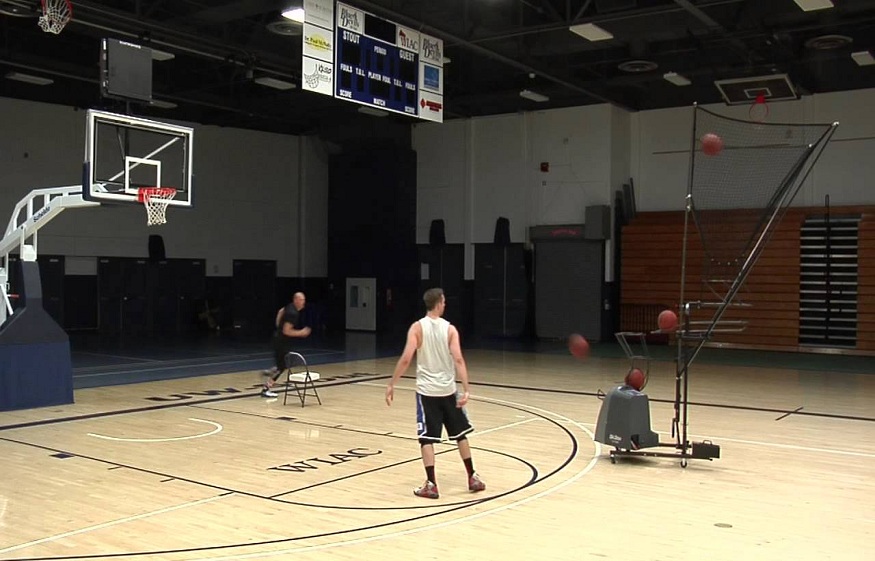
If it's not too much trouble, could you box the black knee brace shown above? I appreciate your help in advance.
[419,438,434,446]
[455,436,467,443]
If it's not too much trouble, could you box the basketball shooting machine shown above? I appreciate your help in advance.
[596,104,838,467]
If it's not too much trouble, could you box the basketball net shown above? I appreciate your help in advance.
[38,0,73,34]
[749,94,769,125]
[138,187,177,226]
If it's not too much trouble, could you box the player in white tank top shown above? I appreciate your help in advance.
[385,288,486,499]
[415,316,457,397]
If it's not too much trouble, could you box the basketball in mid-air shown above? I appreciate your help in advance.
[625,368,646,391]
[568,333,590,359]
[701,133,724,156]
[658,309,678,332]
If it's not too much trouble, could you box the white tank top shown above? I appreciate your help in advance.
[416,316,457,397]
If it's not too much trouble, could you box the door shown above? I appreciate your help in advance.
[346,277,376,331]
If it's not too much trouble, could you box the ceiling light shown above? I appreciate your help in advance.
[150,99,177,109]
[254,76,297,90]
[151,48,175,62]
[851,50,875,66]
[281,6,305,23]
[793,0,834,11]
[5,71,53,85]
[358,106,389,117]
[520,89,549,102]
[569,23,614,42]
[664,72,691,86]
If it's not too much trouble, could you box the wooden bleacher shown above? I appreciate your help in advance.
[620,206,875,354]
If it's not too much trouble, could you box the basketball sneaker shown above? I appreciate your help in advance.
[413,481,439,499]
[468,473,486,492]
[261,388,278,398]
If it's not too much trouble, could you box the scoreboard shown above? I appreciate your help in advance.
[336,27,418,116]
[301,0,444,122]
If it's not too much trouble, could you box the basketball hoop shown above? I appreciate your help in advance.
[38,0,72,34]
[138,187,176,226]
[749,94,769,124]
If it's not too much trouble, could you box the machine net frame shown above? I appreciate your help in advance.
[609,104,838,467]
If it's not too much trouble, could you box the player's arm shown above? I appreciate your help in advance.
[386,322,421,406]
[274,307,284,328]
[448,325,470,406]
[281,321,311,337]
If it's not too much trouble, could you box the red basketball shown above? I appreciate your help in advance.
[701,133,724,156]
[568,333,589,359]
[658,309,678,332]
[625,368,645,391]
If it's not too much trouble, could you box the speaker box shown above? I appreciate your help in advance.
[584,205,611,240]
[148,235,166,261]
[429,219,446,246]
[494,217,511,246]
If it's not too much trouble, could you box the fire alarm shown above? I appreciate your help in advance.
[540,162,549,172]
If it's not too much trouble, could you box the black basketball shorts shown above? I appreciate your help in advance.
[415,392,473,442]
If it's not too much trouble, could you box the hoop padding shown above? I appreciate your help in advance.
[138,187,177,226]
[39,0,73,34]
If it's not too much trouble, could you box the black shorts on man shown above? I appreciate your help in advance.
[415,393,473,442]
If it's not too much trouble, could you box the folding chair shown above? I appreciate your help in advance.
[282,351,322,407]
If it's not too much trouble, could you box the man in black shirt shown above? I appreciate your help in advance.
[262,292,311,397]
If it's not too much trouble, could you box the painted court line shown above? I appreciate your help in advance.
[361,382,542,439]
[74,352,274,373]
[377,381,873,460]
[73,351,164,363]
[775,406,804,421]
[476,417,541,436]
[87,418,223,443]
[563,419,875,459]
[200,395,602,561]
[383,418,540,441]
[0,494,231,555]
[686,433,875,459]
[74,351,343,379]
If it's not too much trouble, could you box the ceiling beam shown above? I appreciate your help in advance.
[573,0,594,21]
[537,0,565,22]
[467,0,746,44]
[347,0,632,110]
[171,0,287,24]
[64,1,298,80]
[144,0,170,18]
[671,0,723,29]
[670,0,757,65]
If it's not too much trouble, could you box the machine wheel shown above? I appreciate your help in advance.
[681,457,688,468]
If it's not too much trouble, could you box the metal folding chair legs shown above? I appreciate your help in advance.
[282,351,322,407]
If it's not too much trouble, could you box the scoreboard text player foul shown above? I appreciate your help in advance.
[301,0,444,122]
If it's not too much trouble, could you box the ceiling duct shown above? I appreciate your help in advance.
[618,60,658,73]
[804,34,852,50]
[266,18,303,36]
